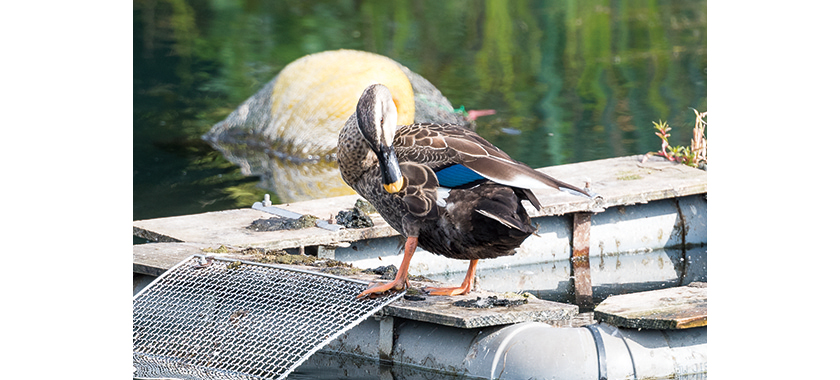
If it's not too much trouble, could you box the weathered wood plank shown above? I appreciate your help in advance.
[530,154,707,216]
[133,198,400,250]
[133,242,261,276]
[383,292,578,329]
[593,284,707,329]
[133,154,705,250]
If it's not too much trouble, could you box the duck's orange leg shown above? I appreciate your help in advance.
[424,259,479,296]
[357,236,418,299]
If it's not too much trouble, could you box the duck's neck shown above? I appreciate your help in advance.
[338,113,378,188]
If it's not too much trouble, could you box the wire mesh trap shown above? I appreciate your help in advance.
[133,255,404,380]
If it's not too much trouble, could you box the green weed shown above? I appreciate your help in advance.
[645,109,707,169]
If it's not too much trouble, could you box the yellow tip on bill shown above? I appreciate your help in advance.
[383,176,405,193]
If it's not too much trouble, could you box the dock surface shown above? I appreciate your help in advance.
[593,283,707,329]
[133,155,706,250]
[134,155,707,332]
[382,292,578,329]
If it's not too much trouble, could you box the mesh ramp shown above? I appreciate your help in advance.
[133,255,404,380]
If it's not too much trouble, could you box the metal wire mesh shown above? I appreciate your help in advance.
[133,255,403,380]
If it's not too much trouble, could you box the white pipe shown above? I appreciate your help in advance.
[325,319,706,379]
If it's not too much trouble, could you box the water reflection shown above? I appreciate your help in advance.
[290,341,708,380]
[429,246,707,305]
[134,0,706,219]
[288,352,476,380]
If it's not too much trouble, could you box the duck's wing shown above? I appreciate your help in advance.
[394,123,591,209]
[397,162,439,219]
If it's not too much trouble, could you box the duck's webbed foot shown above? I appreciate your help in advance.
[423,283,471,296]
[356,236,418,299]
[423,259,479,296]
[357,277,410,299]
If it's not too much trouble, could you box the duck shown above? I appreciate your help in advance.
[338,84,593,299]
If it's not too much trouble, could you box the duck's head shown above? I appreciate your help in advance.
[355,84,405,194]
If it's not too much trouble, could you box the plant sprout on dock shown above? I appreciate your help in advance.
[645,109,707,168]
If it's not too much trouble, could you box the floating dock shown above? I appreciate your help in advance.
[133,154,707,379]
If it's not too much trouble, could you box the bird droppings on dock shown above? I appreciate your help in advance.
[403,287,427,301]
[239,246,357,271]
[362,264,398,279]
[353,198,377,214]
[320,266,363,276]
[246,214,319,231]
[453,295,528,309]
[202,245,231,254]
[361,264,433,284]
[335,204,375,228]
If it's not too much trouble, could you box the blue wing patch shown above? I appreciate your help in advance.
[435,164,487,188]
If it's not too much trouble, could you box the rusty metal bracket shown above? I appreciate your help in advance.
[571,212,594,310]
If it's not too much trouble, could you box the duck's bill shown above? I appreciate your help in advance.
[383,177,405,193]
[377,146,404,193]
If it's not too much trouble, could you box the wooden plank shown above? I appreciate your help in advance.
[133,242,202,276]
[133,242,370,277]
[530,154,707,217]
[593,284,707,329]
[133,154,706,250]
[133,196,400,250]
[133,242,261,276]
[383,292,578,329]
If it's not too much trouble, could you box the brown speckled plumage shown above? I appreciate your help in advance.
[339,103,533,260]
[339,84,590,297]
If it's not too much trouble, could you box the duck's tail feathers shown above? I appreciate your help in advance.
[475,209,532,233]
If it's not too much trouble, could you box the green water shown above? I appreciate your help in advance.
[133,0,706,221]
